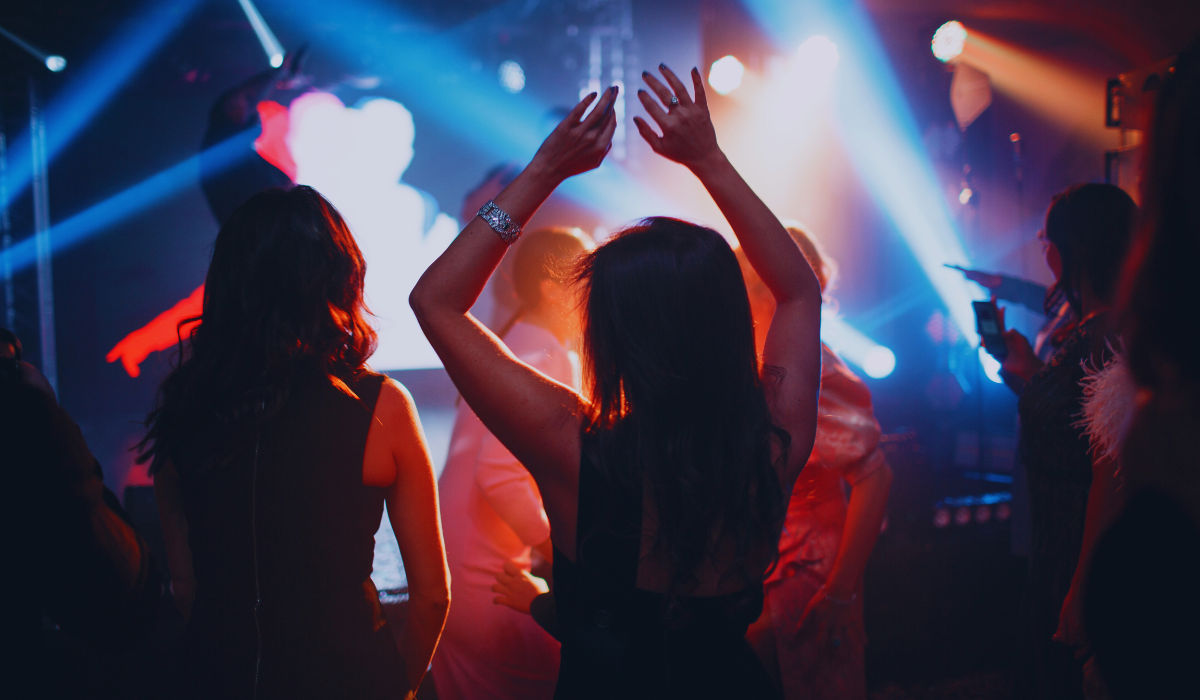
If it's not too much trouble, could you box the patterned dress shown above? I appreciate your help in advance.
[764,344,887,699]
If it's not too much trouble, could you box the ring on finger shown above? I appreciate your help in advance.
[669,95,679,107]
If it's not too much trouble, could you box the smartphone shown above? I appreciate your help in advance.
[972,300,1008,360]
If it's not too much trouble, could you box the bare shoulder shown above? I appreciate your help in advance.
[374,377,418,425]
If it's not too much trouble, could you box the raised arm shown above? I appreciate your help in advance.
[409,88,618,542]
[634,65,822,484]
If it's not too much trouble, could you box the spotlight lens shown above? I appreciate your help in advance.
[863,346,896,378]
[932,21,967,62]
[499,60,526,94]
[708,56,745,95]
[45,55,67,72]
[269,53,284,68]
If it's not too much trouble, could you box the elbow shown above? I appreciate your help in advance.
[409,576,451,617]
[408,283,431,323]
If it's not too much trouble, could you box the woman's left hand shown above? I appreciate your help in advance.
[796,586,861,650]
[492,560,549,615]
[1054,581,1087,650]
[530,87,620,183]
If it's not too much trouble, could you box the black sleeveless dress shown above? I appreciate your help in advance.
[551,431,780,700]
[1016,313,1114,700]
[173,368,406,699]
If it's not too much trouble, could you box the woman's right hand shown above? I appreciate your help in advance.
[529,87,620,183]
[999,329,1043,381]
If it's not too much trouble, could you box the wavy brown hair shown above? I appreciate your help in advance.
[574,217,788,593]
[139,186,376,473]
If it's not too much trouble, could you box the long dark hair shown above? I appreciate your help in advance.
[139,186,376,472]
[574,217,788,592]
[1121,42,1200,390]
[1043,183,1137,317]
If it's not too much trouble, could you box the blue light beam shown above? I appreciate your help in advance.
[4,132,257,275]
[1,0,203,210]
[738,0,985,343]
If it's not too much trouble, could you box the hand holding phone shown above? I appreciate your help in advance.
[973,300,1008,360]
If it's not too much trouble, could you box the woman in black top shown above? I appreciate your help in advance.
[412,67,821,698]
[995,183,1135,699]
[143,186,450,699]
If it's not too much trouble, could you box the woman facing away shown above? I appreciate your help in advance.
[431,227,592,700]
[740,226,892,700]
[411,66,822,699]
[142,186,450,699]
[992,183,1136,700]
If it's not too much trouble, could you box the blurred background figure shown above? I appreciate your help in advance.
[431,227,592,700]
[990,183,1135,700]
[1,328,160,696]
[1084,39,1200,700]
[741,226,893,700]
[106,51,307,378]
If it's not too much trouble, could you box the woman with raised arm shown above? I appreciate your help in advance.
[411,66,822,698]
[143,186,449,700]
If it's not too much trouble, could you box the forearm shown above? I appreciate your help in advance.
[399,592,450,691]
[411,163,560,319]
[825,465,892,596]
[689,152,817,304]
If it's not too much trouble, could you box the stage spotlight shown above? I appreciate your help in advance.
[978,346,1003,384]
[45,55,67,72]
[796,35,839,74]
[863,346,896,379]
[822,315,897,379]
[954,506,971,526]
[498,60,525,94]
[269,53,283,68]
[708,55,745,95]
[932,21,967,63]
[934,508,951,528]
[958,187,973,205]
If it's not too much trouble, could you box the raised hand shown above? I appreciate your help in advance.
[634,64,720,169]
[530,86,620,183]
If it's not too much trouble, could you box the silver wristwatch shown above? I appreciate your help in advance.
[478,200,523,244]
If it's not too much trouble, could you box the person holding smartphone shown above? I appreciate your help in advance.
[990,184,1135,700]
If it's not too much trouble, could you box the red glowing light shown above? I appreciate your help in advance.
[107,285,203,377]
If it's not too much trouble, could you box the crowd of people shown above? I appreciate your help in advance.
[10,38,1199,700]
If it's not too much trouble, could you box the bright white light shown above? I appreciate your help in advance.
[708,55,745,95]
[45,55,67,72]
[796,35,839,74]
[288,93,459,370]
[822,314,896,379]
[863,346,897,378]
[236,0,285,69]
[958,187,972,204]
[499,60,525,94]
[932,21,967,63]
[979,346,1004,384]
